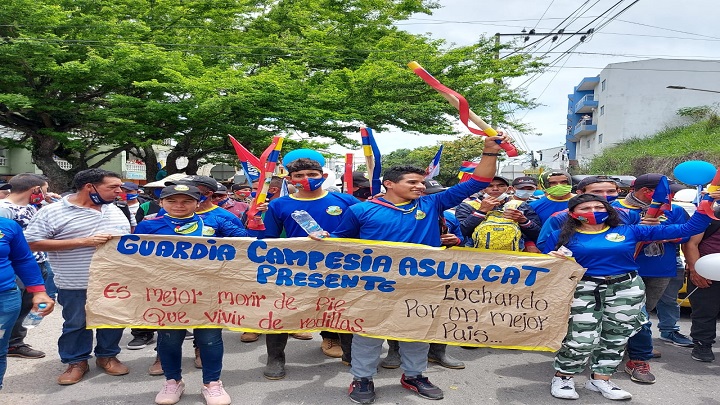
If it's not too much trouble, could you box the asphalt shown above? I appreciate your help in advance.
[3,309,720,404]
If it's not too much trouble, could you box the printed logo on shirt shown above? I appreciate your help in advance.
[202,226,216,236]
[175,222,200,234]
[415,210,426,220]
[605,233,626,242]
[0,231,4,239]
[326,206,343,216]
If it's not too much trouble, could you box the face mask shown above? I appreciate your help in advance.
[29,189,44,205]
[199,195,208,203]
[89,185,115,205]
[605,195,618,202]
[235,191,250,199]
[249,191,274,199]
[513,189,534,200]
[483,192,508,200]
[126,193,138,200]
[293,177,325,192]
[119,192,128,201]
[153,189,162,198]
[545,184,572,197]
[217,198,229,206]
[570,211,609,225]
[353,187,371,200]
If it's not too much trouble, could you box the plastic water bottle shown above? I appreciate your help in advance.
[291,210,324,236]
[22,303,48,329]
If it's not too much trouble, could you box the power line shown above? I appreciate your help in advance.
[532,0,558,31]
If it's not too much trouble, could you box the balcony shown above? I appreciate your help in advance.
[574,94,598,113]
[573,121,597,137]
[576,76,599,91]
[124,161,147,180]
[53,157,72,170]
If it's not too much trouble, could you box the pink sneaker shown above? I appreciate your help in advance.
[202,381,231,405]
[155,379,185,404]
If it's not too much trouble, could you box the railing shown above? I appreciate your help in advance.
[126,161,146,172]
[53,158,72,170]
[574,94,595,112]
[0,157,6,166]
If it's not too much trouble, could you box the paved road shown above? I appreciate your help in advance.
[4,309,720,404]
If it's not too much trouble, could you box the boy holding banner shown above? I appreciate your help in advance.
[134,184,237,405]
[262,157,361,380]
[316,135,507,404]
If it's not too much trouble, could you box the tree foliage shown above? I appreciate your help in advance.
[381,135,489,186]
[0,0,541,190]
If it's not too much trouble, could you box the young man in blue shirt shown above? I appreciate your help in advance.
[317,135,506,404]
[529,170,574,223]
[262,157,361,380]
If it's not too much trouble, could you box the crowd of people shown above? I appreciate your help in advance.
[0,136,719,404]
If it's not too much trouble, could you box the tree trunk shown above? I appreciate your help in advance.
[29,133,74,192]
[141,145,159,182]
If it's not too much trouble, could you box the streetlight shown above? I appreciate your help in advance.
[667,85,720,94]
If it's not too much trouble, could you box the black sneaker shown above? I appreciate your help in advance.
[126,334,155,350]
[401,374,444,400]
[7,344,45,359]
[692,343,715,362]
[349,378,375,404]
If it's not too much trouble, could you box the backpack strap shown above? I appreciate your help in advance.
[702,219,720,241]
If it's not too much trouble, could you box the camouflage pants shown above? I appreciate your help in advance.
[554,273,647,375]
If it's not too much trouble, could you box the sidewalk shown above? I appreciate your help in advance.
[3,309,719,404]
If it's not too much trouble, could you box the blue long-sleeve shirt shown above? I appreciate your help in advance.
[537,207,641,251]
[0,217,44,292]
[331,176,491,246]
[543,211,711,277]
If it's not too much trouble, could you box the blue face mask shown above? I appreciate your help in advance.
[217,198,229,206]
[605,195,618,202]
[199,195,208,203]
[513,189,534,200]
[126,193,139,200]
[293,177,325,192]
[89,185,115,205]
[571,211,609,225]
[153,189,162,198]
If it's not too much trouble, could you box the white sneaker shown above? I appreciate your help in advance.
[551,376,579,399]
[585,378,632,400]
[155,379,185,405]
[202,381,231,405]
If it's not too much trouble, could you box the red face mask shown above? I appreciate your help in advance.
[29,188,44,205]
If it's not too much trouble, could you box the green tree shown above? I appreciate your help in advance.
[0,0,541,190]
[381,135,491,186]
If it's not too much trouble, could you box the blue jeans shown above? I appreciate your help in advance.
[157,329,223,384]
[57,289,123,364]
[350,335,428,379]
[10,262,54,347]
[656,266,684,333]
[0,288,21,390]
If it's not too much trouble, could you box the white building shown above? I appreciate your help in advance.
[566,59,720,165]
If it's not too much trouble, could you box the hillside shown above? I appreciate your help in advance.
[580,118,720,178]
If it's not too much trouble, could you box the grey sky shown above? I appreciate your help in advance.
[330,0,720,162]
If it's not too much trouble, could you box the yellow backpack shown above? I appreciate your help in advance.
[468,200,522,251]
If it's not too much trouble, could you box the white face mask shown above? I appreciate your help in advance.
[483,192,508,201]
[513,189,534,200]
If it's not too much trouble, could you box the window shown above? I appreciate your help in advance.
[586,138,591,148]
[601,79,606,91]
[600,105,605,116]
[598,134,603,144]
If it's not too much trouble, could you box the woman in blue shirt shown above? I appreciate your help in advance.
[543,194,712,401]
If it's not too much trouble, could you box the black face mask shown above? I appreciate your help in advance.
[353,187,371,200]
[89,185,115,205]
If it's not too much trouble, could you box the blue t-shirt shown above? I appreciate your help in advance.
[543,211,710,277]
[331,177,490,246]
[529,195,573,224]
[157,205,248,236]
[0,218,44,292]
[611,199,690,277]
[537,206,641,251]
[135,213,247,237]
[264,192,361,238]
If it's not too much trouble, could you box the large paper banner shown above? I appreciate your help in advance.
[87,236,585,351]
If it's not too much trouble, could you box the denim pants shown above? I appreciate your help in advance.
[656,267,685,333]
[350,335,428,379]
[0,288,21,390]
[626,277,670,362]
[157,329,223,384]
[57,289,123,364]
